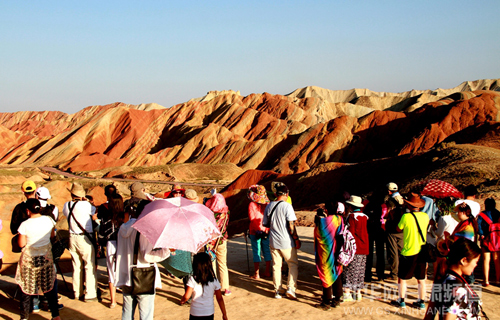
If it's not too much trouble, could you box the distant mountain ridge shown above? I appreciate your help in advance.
[1,79,499,174]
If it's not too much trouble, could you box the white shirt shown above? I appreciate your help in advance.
[187,276,221,317]
[114,218,170,288]
[62,200,96,234]
[18,216,55,248]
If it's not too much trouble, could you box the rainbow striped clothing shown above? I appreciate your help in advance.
[451,220,475,242]
[314,215,344,288]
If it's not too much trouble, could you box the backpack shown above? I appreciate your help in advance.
[40,204,57,222]
[337,225,357,266]
[479,212,500,252]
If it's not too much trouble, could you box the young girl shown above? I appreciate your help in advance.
[181,252,228,320]
[425,238,485,320]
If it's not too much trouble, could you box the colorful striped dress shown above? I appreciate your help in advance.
[314,214,344,288]
[451,219,475,242]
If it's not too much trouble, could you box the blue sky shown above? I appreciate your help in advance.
[1,1,499,113]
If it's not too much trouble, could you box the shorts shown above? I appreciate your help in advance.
[398,254,426,280]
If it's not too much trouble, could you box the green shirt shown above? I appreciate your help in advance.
[398,211,430,256]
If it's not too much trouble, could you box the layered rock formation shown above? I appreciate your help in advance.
[1,79,499,175]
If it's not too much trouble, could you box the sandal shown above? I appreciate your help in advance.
[110,302,117,309]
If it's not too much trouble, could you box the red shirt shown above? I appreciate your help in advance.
[347,211,369,255]
[248,202,269,235]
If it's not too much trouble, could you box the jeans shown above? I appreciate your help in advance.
[122,287,155,320]
[249,234,272,263]
[20,280,59,319]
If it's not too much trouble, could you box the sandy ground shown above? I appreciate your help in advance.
[1,226,499,320]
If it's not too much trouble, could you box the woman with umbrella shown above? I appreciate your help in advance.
[205,191,232,296]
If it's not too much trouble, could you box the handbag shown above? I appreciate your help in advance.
[255,230,268,240]
[51,231,67,260]
[131,232,156,295]
[11,234,22,253]
[479,212,500,252]
[262,201,283,228]
[410,212,437,262]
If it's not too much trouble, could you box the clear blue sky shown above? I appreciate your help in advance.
[1,1,499,113]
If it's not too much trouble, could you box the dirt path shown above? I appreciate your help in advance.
[40,166,227,188]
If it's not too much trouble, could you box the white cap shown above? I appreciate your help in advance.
[387,182,398,191]
[36,187,51,207]
[337,202,345,214]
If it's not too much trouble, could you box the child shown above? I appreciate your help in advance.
[181,252,229,320]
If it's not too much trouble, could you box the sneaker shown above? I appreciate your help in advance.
[274,290,282,299]
[286,289,297,300]
[223,289,232,296]
[315,302,331,311]
[85,297,98,303]
[355,292,362,301]
[391,298,406,308]
[412,299,425,310]
[58,303,64,310]
[341,293,353,303]
[33,305,40,313]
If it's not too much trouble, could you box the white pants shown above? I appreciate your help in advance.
[271,246,299,292]
[69,234,97,299]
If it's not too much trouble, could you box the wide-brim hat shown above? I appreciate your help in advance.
[185,189,199,202]
[346,195,364,208]
[404,192,426,209]
[248,185,270,204]
[130,182,148,200]
[68,182,86,198]
[387,182,398,191]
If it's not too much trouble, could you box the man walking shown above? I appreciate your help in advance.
[384,182,404,280]
[263,184,301,300]
[391,193,429,309]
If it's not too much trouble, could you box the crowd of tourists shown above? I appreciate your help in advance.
[7,178,500,320]
[247,182,497,320]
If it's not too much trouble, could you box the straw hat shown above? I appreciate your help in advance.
[247,185,270,204]
[346,195,364,208]
[387,182,398,191]
[130,182,147,200]
[404,192,426,209]
[68,182,86,198]
[22,180,36,193]
[185,189,199,202]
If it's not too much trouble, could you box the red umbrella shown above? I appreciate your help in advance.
[419,179,463,199]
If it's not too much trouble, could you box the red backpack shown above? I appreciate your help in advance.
[478,212,500,252]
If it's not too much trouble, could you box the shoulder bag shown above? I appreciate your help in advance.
[68,201,98,251]
[410,212,437,262]
[262,201,283,228]
[131,232,156,295]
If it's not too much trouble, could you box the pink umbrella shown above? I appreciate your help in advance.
[132,197,221,253]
